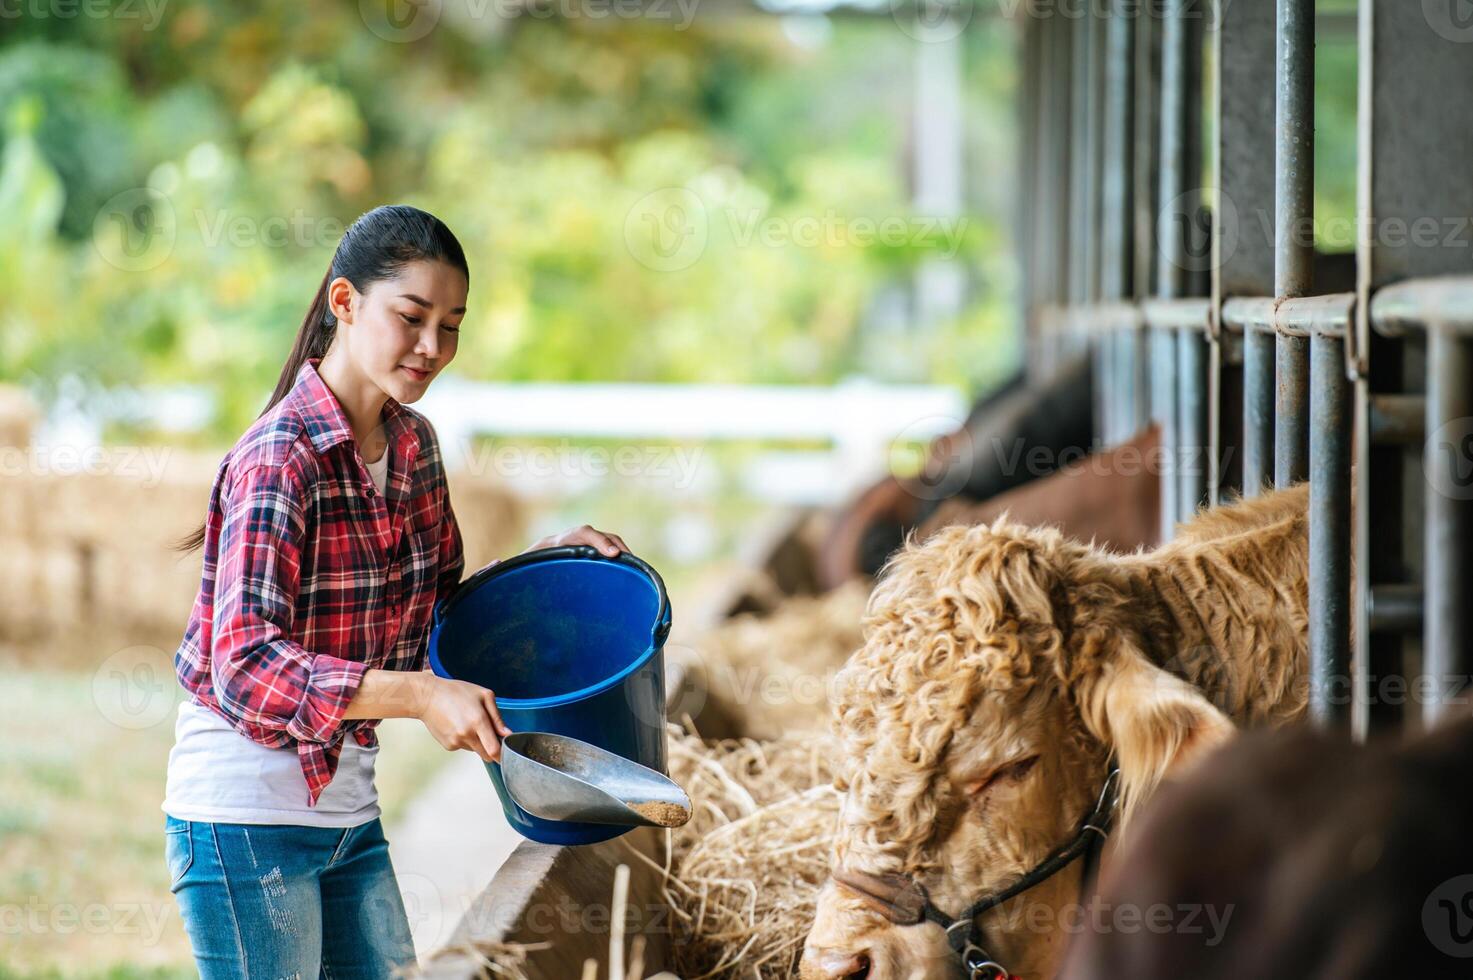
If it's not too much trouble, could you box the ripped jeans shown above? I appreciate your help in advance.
[164,815,417,979]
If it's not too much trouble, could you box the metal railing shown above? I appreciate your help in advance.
[1015,0,1473,737]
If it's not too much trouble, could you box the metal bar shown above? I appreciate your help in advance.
[1366,584,1424,635]
[1216,327,1245,500]
[1423,330,1473,726]
[1178,327,1209,520]
[1093,330,1113,446]
[1278,293,1354,337]
[1273,0,1314,493]
[1355,3,1473,735]
[1018,15,1042,324]
[1224,300,1280,497]
[1309,329,1353,731]
[1100,1,1136,447]
[1155,0,1193,301]
[1150,0,1196,540]
[1069,11,1091,309]
[1371,277,1473,338]
[1101,2,1134,305]
[1212,0,1277,506]
[1274,0,1315,299]
[1132,5,1162,303]
[1222,294,1355,336]
[1243,327,1276,494]
[1142,298,1212,332]
[1150,324,1179,540]
[1113,327,1135,442]
[1275,334,1310,485]
[1083,6,1106,307]
[1367,393,1425,446]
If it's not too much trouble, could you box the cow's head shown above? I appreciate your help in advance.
[800,518,1234,979]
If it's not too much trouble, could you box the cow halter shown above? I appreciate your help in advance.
[830,766,1120,980]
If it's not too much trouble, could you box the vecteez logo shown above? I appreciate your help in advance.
[359,0,443,43]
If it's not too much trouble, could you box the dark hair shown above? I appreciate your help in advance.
[174,205,468,554]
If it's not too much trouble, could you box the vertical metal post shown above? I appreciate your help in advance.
[1216,330,1245,498]
[1211,0,1275,505]
[1310,325,1353,730]
[1155,0,1205,530]
[1133,6,1162,305]
[1178,328,1209,518]
[1244,328,1276,494]
[1018,16,1042,326]
[1276,332,1311,484]
[1350,3,1473,735]
[1101,3,1134,306]
[1151,323,1179,538]
[1155,0,1191,303]
[1151,0,1190,540]
[1423,329,1473,727]
[1069,13,1091,312]
[1083,7,1105,308]
[1102,2,1136,446]
[1273,0,1314,487]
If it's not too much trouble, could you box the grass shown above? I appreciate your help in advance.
[0,661,451,975]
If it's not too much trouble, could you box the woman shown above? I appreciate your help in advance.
[163,204,628,978]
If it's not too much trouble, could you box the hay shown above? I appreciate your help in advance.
[414,725,840,980]
[688,580,871,740]
[627,723,841,980]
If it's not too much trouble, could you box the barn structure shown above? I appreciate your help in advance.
[419,2,1473,975]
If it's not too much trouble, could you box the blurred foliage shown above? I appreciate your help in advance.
[0,6,1022,441]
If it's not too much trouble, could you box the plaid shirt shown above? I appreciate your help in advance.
[175,357,466,807]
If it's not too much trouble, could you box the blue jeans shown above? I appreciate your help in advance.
[164,815,417,979]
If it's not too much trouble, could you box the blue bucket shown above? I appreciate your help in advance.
[427,545,673,846]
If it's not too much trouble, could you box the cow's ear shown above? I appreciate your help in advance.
[1075,636,1235,825]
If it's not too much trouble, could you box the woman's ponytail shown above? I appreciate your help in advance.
[171,205,467,556]
[264,265,338,416]
[170,264,337,555]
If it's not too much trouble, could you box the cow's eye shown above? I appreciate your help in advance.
[963,755,1039,797]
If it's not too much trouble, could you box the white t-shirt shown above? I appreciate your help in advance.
[366,448,389,496]
[162,447,390,827]
[161,700,381,827]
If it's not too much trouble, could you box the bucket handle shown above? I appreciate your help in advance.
[434,545,672,645]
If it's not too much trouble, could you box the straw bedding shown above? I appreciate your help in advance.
[647,724,841,979]
[692,580,870,740]
[430,724,841,980]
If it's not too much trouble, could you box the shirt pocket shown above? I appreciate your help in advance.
[164,817,194,892]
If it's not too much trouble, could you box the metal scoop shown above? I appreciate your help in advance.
[499,732,692,829]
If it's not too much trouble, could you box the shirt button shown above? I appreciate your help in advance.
[365,487,376,497]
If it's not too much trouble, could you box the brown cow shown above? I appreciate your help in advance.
[801,485,1311,979]
[917,425,1162,556]
[1060,715,1473,979]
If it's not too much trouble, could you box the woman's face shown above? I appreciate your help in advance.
[329,258,467,404]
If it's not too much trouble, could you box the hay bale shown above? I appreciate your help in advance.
[443,725,842,980]
[643,725,839,980]
[0,384,39,449]
[679,581,870,740]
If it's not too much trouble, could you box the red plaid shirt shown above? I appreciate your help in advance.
[175,357,466,806]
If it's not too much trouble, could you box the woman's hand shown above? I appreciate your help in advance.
[524,524,629,558]
[416,674,514,763]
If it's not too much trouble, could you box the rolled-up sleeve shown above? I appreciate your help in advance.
[210,463,368,743]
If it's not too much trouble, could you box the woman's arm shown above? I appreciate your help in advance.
[342,668,430,720]
[344,668,515,763]
[210,463,369,743]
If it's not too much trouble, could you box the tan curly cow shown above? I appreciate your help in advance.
[800,484,1312,980]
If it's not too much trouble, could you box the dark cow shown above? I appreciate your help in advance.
[1061,714,1473,979]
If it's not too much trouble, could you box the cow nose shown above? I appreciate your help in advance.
[802,948,872,979]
